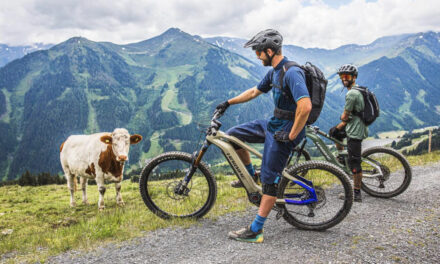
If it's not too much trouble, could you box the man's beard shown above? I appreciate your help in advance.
[262,57,271,66]
[343,80,354,87]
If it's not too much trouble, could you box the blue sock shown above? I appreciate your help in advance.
[250,214,266,232]
[245,163,255,177]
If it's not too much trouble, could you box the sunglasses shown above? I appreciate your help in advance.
[339,74,354,80]
[255,50,263,57]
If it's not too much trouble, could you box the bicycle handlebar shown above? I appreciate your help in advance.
[207,111,223,136]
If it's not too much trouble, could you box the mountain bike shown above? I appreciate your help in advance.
[139,112,353,231]
[292,125,412,198]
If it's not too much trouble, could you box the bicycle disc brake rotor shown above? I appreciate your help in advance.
[378,165,391,181]
[166,181,192,200]
[314,187,326,209]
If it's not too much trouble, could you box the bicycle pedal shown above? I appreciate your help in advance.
[275,207,285,220]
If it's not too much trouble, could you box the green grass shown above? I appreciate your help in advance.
[406,150,440,167]
[377,130,407,139]
[0,175,250,263]
[142,131,164,159]
[1,151,439,263]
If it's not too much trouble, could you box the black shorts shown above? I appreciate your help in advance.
[347,137,362,173]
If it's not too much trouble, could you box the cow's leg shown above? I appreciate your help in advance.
[96,177,106,211]
[80,177,89,205]
[66,172,76,207]
[115,182,124,206]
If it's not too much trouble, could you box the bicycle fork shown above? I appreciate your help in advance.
[174,140,211,195]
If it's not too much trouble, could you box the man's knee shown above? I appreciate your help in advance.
[348,156,362,174]
[262,183,278,197]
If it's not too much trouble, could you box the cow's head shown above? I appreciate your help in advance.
[100,128,142,162]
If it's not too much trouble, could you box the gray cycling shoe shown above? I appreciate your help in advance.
[228,226,263,243]
[230,179,244,188]
[354,190,362,202]
[339,190,362,202]
[230,171,260,188]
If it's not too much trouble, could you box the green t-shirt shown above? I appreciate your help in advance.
[345,88,368,140]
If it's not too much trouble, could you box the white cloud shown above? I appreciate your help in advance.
[0,0,439,48]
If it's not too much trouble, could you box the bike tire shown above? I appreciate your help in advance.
[289,148,311,166]
[277,160,353,231]
[361,147,412,198]
[139,151,217,219]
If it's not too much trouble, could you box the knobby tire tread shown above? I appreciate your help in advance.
[139,151,217,219]
[277,160,353,231]
[361,147,412,198]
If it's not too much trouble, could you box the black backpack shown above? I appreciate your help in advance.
[352,86,380,126]
[278,61,328,124]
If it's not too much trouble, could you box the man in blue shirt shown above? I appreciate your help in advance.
[215,29,312,243]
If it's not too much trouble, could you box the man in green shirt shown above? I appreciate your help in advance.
[329,64,368,202]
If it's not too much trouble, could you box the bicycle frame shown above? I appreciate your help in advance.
[304,126,383,178]
[181,130,318,206]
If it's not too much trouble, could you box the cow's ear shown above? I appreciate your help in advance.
[100,135,113,145]
[130,134,142,145]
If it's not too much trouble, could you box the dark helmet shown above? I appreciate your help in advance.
[337,64,358,77]
[243,29,283,52]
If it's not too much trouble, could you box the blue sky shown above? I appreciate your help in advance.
[0,0,439,49]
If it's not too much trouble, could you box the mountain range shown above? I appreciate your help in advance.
[0,28,439,180]
[0,43,53,67]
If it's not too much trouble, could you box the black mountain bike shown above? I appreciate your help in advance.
[139,112,353,231]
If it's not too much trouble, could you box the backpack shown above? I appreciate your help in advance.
[278,61,328,125]
[351,86,380,126]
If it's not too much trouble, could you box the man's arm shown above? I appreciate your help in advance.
[228,87,263,105]
[289,97,312,140]
[336,110,350,130]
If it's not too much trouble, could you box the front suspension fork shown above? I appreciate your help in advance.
[175,140,211,195]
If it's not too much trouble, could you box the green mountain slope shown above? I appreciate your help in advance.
[1,29,439,180]
[208,32,440,135]
[0,28,269,180]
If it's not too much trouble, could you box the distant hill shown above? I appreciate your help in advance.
[0,28,269,180]
[207,31,440,134]
[1,28,440,180]
[0,43,53,67]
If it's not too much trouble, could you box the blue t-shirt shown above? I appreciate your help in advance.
[257,57,310,132]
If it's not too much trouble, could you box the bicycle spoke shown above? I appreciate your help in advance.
[140,152,217,218]
[361,148,410,196]
[279,161,352,230]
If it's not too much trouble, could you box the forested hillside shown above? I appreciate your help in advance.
[1,28,440,180]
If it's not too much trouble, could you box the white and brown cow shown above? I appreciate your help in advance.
[60,128,142,210]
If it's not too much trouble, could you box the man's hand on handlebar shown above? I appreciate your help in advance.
[215,101,230,116]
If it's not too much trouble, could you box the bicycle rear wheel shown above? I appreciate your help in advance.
[361,147,412,198]
[289,148,311,166]
[277,161,353,231]
[139,152,217,219]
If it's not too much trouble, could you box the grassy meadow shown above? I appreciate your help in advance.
[0,174,250,263]
[0,151,439,263]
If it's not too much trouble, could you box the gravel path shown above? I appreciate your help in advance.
[48,163,440,264]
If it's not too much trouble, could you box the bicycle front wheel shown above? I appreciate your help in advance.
[277,161,353,231]
[361,147,412,198]
[139,152,217,219]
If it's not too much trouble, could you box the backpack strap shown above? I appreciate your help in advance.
[350,86,366,118]
[275,61,301,101]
